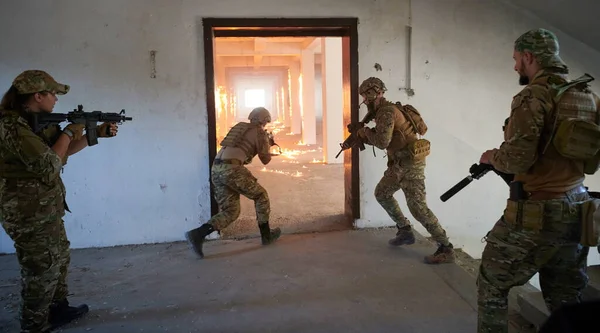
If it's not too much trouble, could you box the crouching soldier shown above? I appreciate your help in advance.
[185,107,281,258]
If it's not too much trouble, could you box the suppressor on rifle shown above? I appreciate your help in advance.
[440,176,474,202]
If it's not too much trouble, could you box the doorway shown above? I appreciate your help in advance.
[203,18,360,238]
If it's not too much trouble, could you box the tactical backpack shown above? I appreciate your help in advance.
[395,102,431,160]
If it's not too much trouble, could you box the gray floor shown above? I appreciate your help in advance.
[0,229,477,333]
[0,229,478,333]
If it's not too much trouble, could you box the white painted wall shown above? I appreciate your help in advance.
[0,0,599,277]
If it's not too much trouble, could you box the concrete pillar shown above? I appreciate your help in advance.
[301,49,316,145]
[321,38,344,164]
[283,68,292,128]
[289,61,302,135]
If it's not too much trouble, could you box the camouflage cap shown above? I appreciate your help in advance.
[12,70,70,95]
[514,28,567,69]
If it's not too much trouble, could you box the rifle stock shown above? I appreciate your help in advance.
[440,163,514,202]
[31,104,133,146]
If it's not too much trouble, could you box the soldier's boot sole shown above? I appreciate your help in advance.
[424,245,455,264]
[48,300,89,331]
[388,230,416,246]
[259,223,281,245]
[185,224,215,258]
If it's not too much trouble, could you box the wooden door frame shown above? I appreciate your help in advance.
[202,17,361,223]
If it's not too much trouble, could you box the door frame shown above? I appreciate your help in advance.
[202,17,361,223]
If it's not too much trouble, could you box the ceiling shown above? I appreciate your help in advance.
[506,0,600,51]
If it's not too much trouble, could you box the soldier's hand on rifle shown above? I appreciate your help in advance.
[97,122,118,138]
[63,123,85,141]
[479,150,494,164]
[267,131,276,146]
[347,122,364,133]
[357,127,367,140]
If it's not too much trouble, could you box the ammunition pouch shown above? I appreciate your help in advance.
[581,198,600,246]
[407,138,430,160]
[503,199,545,232]
[552,118,600,174]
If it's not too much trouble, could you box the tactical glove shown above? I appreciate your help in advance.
[63,123,85,141]
[96,122,114,138]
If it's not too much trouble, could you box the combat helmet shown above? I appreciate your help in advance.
[248,107,272,125]
[359,77,387,101]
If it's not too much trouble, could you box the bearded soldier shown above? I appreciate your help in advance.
[355,77,455,264]
[185,107,281,258]
[477,28,600,333]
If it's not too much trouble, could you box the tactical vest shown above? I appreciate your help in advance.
[539,73,600,174]
[219,122,261,160]
[386,101,431,160]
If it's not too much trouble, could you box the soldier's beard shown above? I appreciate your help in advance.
[519,75,529,85]
[517,60,529,85]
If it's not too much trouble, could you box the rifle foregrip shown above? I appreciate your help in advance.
[440,177,473,202]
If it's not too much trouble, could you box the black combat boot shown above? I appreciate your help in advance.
[424,243,455,264]
[48,299,89,330]
[185,223,215,258]
[258,222,281,245]
[388,224,416,246]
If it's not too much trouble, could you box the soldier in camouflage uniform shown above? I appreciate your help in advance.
[185,107,281,258]
[477,28,600,333]
[355,77,455,264]
[0,70,119,333]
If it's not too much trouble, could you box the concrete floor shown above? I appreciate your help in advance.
[218,120,349,239]
[0,229,478,333]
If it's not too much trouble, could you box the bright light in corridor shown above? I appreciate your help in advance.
[244,89,265,108]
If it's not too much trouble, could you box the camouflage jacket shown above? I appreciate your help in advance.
[0,109,68,209]
[360,100,398,150]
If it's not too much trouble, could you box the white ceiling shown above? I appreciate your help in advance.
[506,0,600,51]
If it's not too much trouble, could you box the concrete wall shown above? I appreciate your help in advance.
[0,0,599,272]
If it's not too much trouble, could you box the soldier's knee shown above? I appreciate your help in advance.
[230,206,241,220]
[374,188,391,203]
[407,202,429,219]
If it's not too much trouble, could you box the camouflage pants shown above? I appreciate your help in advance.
[0,179,70,333]
[374,158,450,245]
[208,163,270,230]
[477,191,590,333]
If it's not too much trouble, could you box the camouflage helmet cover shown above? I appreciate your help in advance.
[359,77,387,95]
[514,28,567,70]
[12,70,70,95]
[248,107,271,124]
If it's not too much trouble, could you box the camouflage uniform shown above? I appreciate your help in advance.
[477,29,599,333]
[356,78,454,264]
[185,107,281,258]
[0,70,88,333]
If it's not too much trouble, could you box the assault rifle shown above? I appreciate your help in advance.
[267,131,282,155]
[335,101,374,158]
[31,104,133,147]
[440,163,514,202]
